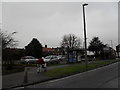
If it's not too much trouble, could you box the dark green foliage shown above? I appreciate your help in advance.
[88,37,105,57]
[3,48,25,60]
[25,38,43,58]
[2,48,25,71]
[1,30,20,68]
[2,64,25,75]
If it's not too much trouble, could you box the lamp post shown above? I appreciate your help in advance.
[82,3,88,70]
[64,42,69,63]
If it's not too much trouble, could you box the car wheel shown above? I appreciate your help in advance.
[59,59,62,62]
[27,61,30,64]
[56,61,60,64]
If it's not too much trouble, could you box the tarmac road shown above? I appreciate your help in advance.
[27,62,119,88]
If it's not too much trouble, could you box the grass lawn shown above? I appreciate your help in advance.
[43,59,119,77]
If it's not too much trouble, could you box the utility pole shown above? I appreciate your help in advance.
[82,3,88,70]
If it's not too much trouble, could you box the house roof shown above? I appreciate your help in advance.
[42,48,54,52]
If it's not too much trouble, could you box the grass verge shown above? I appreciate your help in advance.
[43,59,119,78]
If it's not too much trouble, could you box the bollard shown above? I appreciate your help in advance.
[23,67,29,84]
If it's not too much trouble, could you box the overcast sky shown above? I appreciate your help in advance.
[2,2,118,49]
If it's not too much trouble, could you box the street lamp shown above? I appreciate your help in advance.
[82,3,88,70]
[64,42,69,63]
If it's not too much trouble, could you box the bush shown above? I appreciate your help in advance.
[2,64,25,75]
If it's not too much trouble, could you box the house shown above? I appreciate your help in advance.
[42,45,56,56]
[53,47,65,55]
[42,47,54,52]
[103,47,116,59]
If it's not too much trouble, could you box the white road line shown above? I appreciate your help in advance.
[13,87,24,89]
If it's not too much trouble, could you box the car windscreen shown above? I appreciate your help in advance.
[22,56,35,59]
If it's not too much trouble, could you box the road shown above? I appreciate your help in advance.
[25,62,119,88]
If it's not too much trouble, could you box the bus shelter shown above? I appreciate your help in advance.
[67,48,85,63]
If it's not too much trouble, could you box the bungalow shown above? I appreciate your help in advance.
[42,45,56,56]
[103,47,116,59]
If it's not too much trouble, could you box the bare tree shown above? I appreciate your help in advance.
[61,34,81,48]
[0,30,18,49]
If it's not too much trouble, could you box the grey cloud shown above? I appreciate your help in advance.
[2,2,118,48]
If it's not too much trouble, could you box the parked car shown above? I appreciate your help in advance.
[57,55,66,60]
[81,56,85,61]
[81,55,94,61]
[57,55,67,62]
[43,55,60,64]
[20,56,38,64]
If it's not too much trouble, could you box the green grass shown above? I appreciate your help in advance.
[44,59,119,77]
[47,63,66,67]
[44,64,86,77]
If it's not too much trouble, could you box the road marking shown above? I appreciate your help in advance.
[13,87,24,89]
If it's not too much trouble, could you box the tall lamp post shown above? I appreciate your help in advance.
[82,3,88,70]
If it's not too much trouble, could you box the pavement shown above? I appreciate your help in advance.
[2,63,76,89]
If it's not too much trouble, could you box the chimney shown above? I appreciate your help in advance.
[45,45,47,48]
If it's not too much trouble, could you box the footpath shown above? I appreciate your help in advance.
[2,63,75,89]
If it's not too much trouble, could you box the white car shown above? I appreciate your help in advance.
[43,55,60,64]
[20,56,38,64]
[57,55,66,61]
